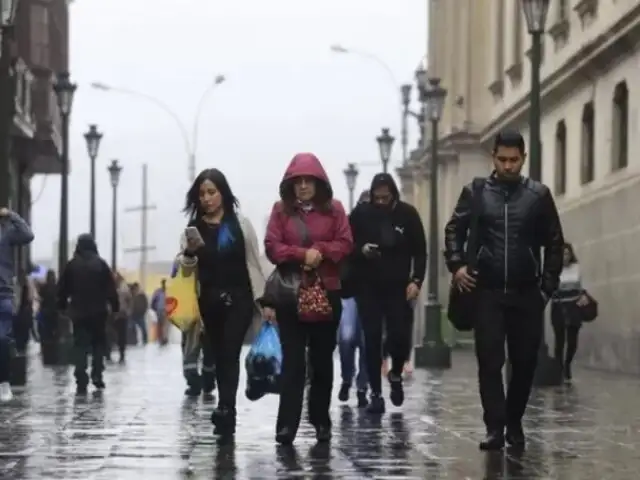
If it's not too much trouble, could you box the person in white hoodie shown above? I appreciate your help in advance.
[176,168,266,437]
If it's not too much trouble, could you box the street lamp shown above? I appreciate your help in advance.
[376,127,394,173]
[107,159,122,271]
[414,77,451,370]
[53,72,77,276]
[0,0,19,207]
[400,65,428,162]
[84,124,103,238]
[343,162,359,211]
[522,0,559,387]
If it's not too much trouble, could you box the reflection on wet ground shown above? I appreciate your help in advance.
[0,347,638,478]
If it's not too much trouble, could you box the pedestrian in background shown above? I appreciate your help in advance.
[263,152,353,445]
[151,279,169,345]
[57,234,119,395]
[114,272,131,363]
[551,242,590,383]
[0,207,34,401]
[338,189,370,408]
[130,283,149,345]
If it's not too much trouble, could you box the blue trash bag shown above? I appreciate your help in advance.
[245,321,282,401]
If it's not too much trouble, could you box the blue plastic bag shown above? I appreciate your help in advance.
[245,321,282,401]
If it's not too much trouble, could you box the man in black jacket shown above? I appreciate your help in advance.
[58,234,119,395]
[350,173,426,414]
[444,130,564,450]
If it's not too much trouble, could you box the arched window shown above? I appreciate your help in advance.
[555,121,567,195]
[612,81,628,171]
[581,102,595,184]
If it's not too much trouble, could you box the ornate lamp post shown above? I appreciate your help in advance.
[84,124,103,238]
[107,159,122,271]
[53,72,76,276]
[522,0,559,387]
[414,77,451,369]
[401,66,427,156]
[0,0,18,207]
[376,127,394,173]
[343,162,359,211]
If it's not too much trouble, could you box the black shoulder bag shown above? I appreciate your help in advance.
[447,177,485,332]
[263,215,310,307]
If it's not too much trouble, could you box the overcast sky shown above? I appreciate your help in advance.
[31,0,427,270]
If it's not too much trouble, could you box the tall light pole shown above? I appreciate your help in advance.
[414,77,451,369]
[107,159,122,271]
[401,66,428,153]
[522,0,558,387]
[84,124,103,238]
[376,127,394,173]
[0,0,18,207]
[343,162,359,211]
[53,72,77,276]
[91,74,225,182]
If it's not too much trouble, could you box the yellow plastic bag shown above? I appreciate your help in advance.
[165,265,200,332]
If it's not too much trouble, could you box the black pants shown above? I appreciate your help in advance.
[199,289,253,409]
[276,292,341,437]
[474,288,544,431]
[356,283,412,394]
[73,316,107,387]
[113,314,127,361]
[551,303,580,366]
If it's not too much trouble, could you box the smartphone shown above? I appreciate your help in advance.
[185,226,205,247]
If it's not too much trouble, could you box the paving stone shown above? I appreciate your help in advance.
[0,346,637,478]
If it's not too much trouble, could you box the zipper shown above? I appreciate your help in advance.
[503,193,508,293]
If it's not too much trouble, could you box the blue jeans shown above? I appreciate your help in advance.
[338,298,368,391]
[0,299,14,383]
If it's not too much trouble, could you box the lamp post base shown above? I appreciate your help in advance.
[532,342,562,387]
[414,303,452,369]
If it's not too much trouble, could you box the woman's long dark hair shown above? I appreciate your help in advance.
[563,242,578,265]
[184,168,240,250]
[280,177,332,215]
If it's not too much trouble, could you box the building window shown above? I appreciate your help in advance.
[555,121,567,195]
[611,81,628,171]
[581,102,595,185]
[30,5,50,67]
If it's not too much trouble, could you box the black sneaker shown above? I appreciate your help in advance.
[338,383,349,402]
[564,363,572,383]
[506,423,525,450]
[479,430,505,451]
[356,390,368,408]
[366,394,385,415]
[212,406,236,436]
[92,378,106,390]
[184,385,201,397]
[315,425,331,442]
[76,385,88,396]
[388,373,404,406]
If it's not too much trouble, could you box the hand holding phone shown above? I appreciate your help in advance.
[184,226,205,251]
[362,243,381,258]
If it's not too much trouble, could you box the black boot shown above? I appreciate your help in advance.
[506,423,525,450]
[338,383,349,402]
[356,390,368,408]
[212,406,236,436]
[388,372,404,407]
[315,425,331,442]
[275,427,295,445]
[184,385,201,397]
[479,430,505,451]
[366,394,386,415]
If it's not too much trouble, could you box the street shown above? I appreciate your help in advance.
[0,346,638,479]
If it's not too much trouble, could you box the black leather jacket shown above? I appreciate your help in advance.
[444,174,564,297]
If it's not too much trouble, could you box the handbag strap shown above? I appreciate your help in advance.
[466,177,485,272]
[292,215,312,247]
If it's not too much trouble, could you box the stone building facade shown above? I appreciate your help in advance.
[399,0,640,373]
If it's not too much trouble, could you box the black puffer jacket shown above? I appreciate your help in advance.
[444,174,564,297]
[57,234,119,318]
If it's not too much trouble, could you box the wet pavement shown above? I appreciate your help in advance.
[0,346,638,479]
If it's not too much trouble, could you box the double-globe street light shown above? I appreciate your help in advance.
[521,0,559,387]
[107,159,122,271]
[53,72,77,276]
[84,124,103,239]
[414,77,451,369]
[401,66,428,151]
[0,0,19,207]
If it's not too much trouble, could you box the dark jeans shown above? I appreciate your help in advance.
[338,298,368,391]
[276,291,341,438]
[551,302,580,366]
[356,283,412,395]
[199,288,253,409]
[73,316,107,387]
[473,288,544,431]
[132,315,148,344]
[0,299,14,384]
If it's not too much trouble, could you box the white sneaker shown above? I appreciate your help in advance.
[0,382,13,402]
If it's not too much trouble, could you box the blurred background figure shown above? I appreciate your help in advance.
[130,283,149,345]
[151,279,168,346]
